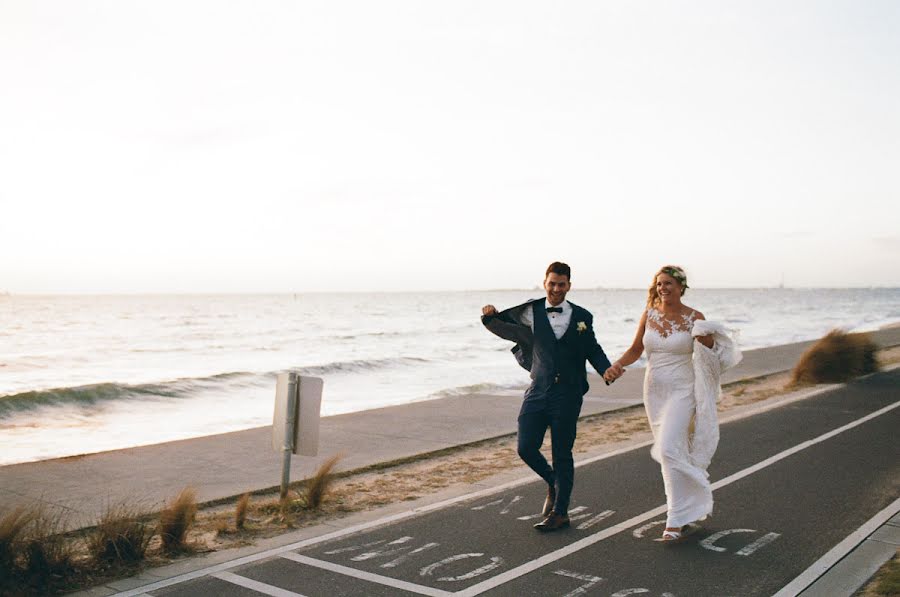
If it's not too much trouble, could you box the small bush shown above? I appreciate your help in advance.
[158,488,197,554]
[304,454,343,510]
[235,494,250,531]
[791,330,878,386]
[87,503,152,565]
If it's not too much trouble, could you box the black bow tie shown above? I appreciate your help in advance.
[546,307,563,313]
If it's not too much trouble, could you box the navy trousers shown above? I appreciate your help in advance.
[516,382,583,516]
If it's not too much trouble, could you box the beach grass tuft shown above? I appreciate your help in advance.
[158,487,198,554]
[790,330,878,386]
[87,502,153,566]
[304,454,343,510]
[0,505,35,587]
[235,493,250,531]
[22,505,77,589]
[0,506,35,571]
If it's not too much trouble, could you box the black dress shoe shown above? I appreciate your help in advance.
[542,485,556,517]
[534,512,570,532]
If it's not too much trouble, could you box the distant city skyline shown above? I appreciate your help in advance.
[2,1,899,293]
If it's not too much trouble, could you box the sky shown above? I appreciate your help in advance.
[1,1,899,293]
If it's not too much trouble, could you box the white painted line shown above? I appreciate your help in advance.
[110,389,897,597]
[454,399,900,596]
[212,571,307,597]
[771,496,900,597]
[736,532,781,556]
[280,552,452,597]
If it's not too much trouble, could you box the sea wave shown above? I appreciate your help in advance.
[0,356,433,417]
[293,356,430,376]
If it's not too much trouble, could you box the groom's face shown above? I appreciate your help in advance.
[544,272,571,306]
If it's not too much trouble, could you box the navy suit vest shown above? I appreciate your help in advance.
[530,302,581,388]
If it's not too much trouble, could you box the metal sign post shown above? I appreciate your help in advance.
[273,373,323,499]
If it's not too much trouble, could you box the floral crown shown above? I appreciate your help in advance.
[660,267,688,287]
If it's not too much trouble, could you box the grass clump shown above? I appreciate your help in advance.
[790,330,878,386]
[304,454,343,510]
[1,504,80,595]
[235,493,250,531]
[1,506,34,576]
[87,503,152,566]
[158,488,197,554]
[22,506,77,591]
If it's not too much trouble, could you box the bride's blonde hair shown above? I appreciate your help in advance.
[646,265,689,307]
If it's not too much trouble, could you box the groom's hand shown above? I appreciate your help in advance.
[603,363,624,383]
[482,305,498,317]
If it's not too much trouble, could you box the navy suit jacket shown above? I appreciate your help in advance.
[481,299,612,396]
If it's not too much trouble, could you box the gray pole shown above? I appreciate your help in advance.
[280,373,298,500]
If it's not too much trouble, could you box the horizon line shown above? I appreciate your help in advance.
[3,286,899,296]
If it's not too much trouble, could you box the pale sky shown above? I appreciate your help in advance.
[1,1,898,293]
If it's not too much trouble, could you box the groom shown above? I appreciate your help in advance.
[482,262,613,532]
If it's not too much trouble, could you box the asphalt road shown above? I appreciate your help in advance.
[134,370,900,597]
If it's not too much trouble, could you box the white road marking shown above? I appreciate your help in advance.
[382,542,440,568]
[564,506,590,521]
[350,536,414,561]
[576,510,615,530]
[699,529,756,552]
[453,399,900,596]
[631,520,665,538]
[471,494,522,514]
[736,532,781,556]
[212,571,307,597]
[419,554,504,582]
[324,537,398,555]
[553,569,605,596]
[110,395,899,597]
[280,551,452,597]
[771,496,900,597]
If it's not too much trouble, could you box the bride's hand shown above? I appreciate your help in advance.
[603,365,623,382]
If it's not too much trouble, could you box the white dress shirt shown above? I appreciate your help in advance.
[518,299,572,340]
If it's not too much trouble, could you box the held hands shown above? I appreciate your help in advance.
[603,362,625,383]
[482,305,498,317]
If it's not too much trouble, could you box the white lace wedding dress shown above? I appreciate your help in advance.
[643,307,714,528]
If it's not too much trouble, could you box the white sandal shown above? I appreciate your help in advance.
[659,523,699,544]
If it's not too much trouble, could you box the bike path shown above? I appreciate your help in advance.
[141,370,899,596]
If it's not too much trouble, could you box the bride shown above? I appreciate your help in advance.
[604,266,741,543]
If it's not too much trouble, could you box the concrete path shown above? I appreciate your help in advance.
[2,327,899,533]
[94,367,900,597]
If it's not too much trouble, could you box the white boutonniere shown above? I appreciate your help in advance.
[576,321,587,334]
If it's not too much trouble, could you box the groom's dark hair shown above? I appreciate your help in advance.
[545,261,571,281]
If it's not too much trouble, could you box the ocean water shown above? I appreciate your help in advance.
[1,289,898,466]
